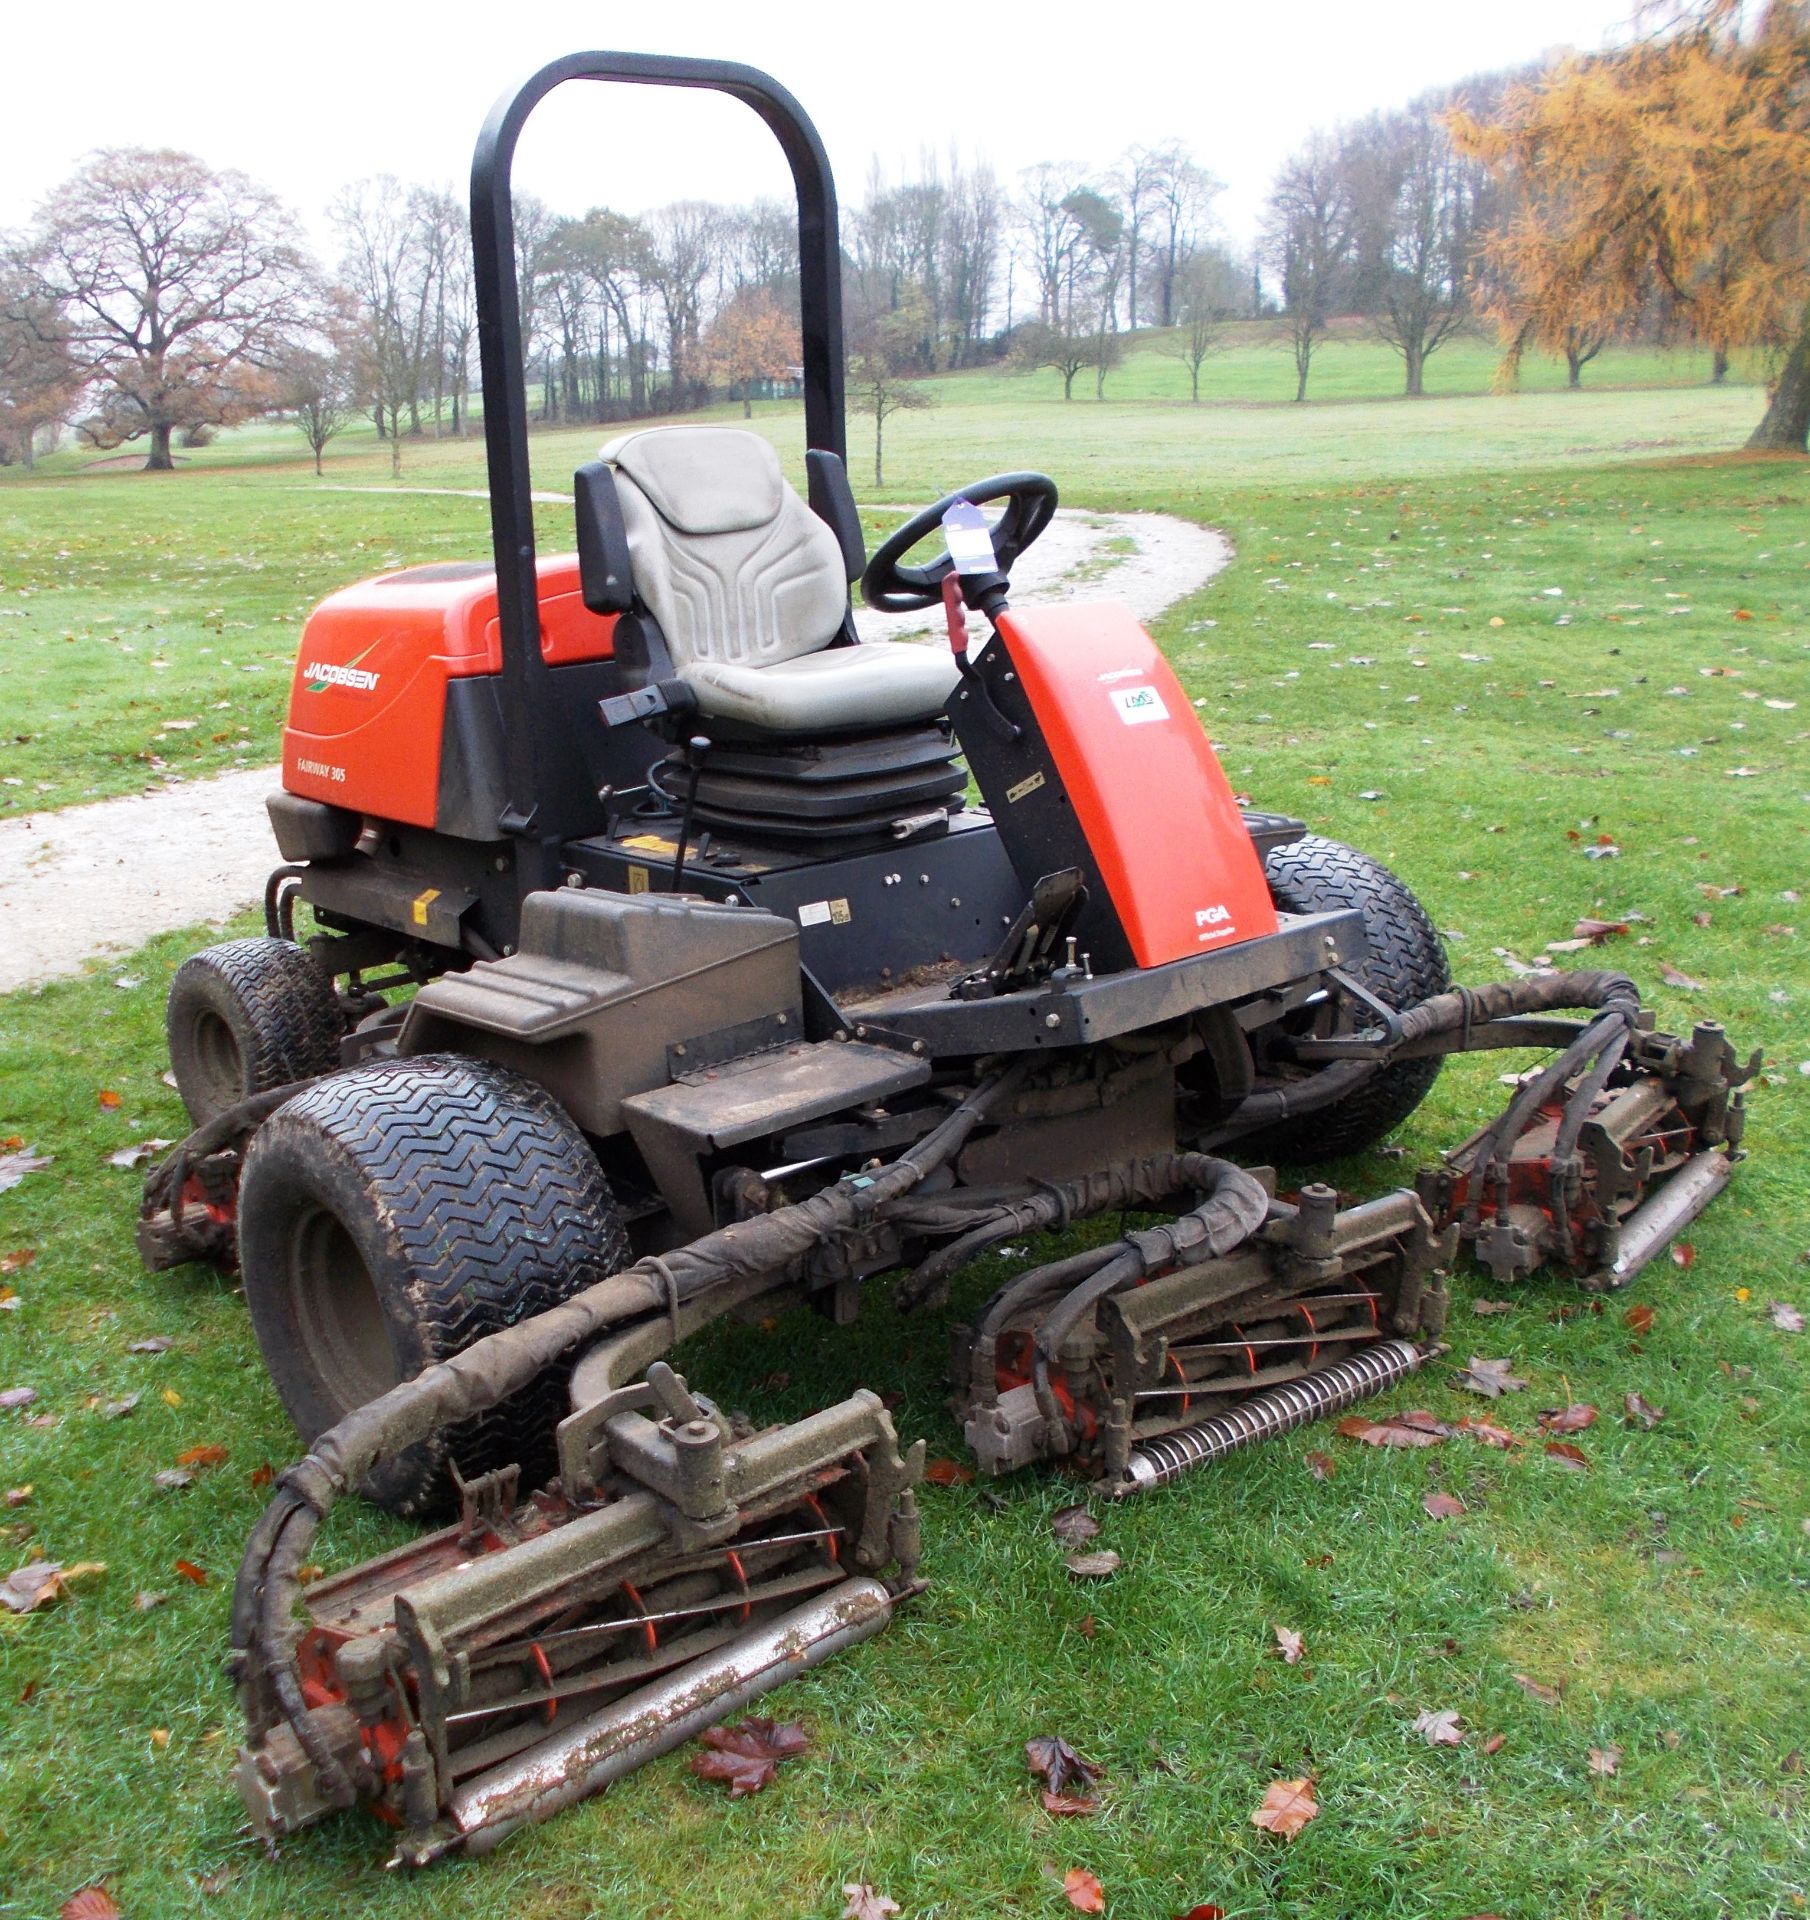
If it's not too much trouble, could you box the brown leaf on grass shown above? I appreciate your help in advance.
[1065,1550,1121,1580]
[1544,1441,1591,1470]
[1471,1297,1515,1316]
[1274,1625,1304,1664]
[1076,1614,1097,1639]
[1250,1776,1319,1839]
[1670,1242,1696,1270]
[1572,917,1629,944]
[1769,1300,1806,1333]
[1423,1492,1466,1521]
[0,1386,39,1411]
[1026,1735,1103,1798]
[1455,1415,1521,1449]
[1512,1673,1562,1707]
[1042,1789,1102,1816]
[924,1458,973,1486]
[691,1716,811,1797]
[175,1443,228,1469]
[134,1590,168,1612]
[126,1336,173,1354]
[102,1394,140,1420]
[96,1090,121,1111]
[1304,1450,1336,1481]
[1335,1410,1448,1449]
[60,1887,121,1920]
[1623,1391,1667,1429]
[1481,1732,1507,1755]
[1050,1503,1100,1545]
[153,1469,194,1492]
[107,1139,172,1169]
[1174,1909,1227,1920]
[174,1558,209,1586]
[0,1249,35,1275]
[1588,1745,1622,1776]
[249,1462,274,1490]
[2,1560,105,1613]
[5,1486,30,1507]
[1658,962,1705,991]
[1538,1402,1598,1434]
[1062,1867,1106,1913]
[842,1886,901,1920]
[1413,1707,1464,1746]
[0,1148,51,1194]
[1624,1303,1656,1334]
[1454,1356,1528,1399]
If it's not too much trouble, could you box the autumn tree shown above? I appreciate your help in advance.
[1454,0,1810,450]
[15,149,312,470]
[0,272,81,467]
[278,341,355,475]
[703,289,800,416]
[1012,317,1092,399]
[849,293,933,487]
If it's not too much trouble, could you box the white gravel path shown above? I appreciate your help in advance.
[0,508,1230,993]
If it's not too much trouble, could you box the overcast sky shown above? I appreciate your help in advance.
[1,0,1637,254]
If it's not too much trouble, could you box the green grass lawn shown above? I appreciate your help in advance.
[0,354,1807,1919]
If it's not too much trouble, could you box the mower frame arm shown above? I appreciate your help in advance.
[469,51,847,884]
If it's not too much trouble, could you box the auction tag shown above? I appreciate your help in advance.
[941,499,997,575]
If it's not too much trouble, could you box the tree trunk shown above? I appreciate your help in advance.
[1403,343,1424,397]
[1711,345,1730,385]
[22,429,35,472]
[1294,352,1310,404]
[874,414,884,490]
[314,444,323,477]
[1062,366,1076,400]
[741,390,752,419]
[1745,304,1810,452]
[1191,365,1201,403]
[145,419,174,471]
[388,408,402,478]
[1566,348,1583,389]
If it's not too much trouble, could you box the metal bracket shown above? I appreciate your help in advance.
[1271,966,1406,1063]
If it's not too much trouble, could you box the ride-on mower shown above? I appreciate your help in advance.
[136,52,1756,1867]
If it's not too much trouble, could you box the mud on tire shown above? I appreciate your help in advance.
[236,1055,630,1518]
[165,937,344,1128]
[1248,834,1451,1161]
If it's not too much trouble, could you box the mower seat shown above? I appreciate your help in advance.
[598,426,959,735]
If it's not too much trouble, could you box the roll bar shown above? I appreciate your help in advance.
[468,52,846,873]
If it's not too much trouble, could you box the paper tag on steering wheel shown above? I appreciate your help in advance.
[941,499,996,576]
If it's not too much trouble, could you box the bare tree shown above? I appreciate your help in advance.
[0,271,80,468]
[644,201,724,407]
[333,178,428,472]
[1012,317,1092,399]
[278,338,354,474]
[1141,145,1222,329]
[1262,133,1355,403]
[16,148,312,470]
[849,293,933,486]
[1159,249,1241,400]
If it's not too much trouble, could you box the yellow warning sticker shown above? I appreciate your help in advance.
[627,864,650,894]
[829,898,852,925]
[410,887,440,927]
[621,833,678,856]
[1006,770,1046,804]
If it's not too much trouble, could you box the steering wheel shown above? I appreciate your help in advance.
[860,472,1060,614]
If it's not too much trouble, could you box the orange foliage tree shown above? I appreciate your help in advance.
[1453,1,1810,450]
[702,290,800,418]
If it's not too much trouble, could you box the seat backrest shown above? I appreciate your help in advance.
[600,426,849,672]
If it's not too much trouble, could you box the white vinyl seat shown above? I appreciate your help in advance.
[600,426,958,734]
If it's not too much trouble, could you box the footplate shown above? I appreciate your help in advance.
[951,1182,1454,1488]
[235,1369,923,1864]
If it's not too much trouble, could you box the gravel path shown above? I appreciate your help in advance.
[0,508,1230,993]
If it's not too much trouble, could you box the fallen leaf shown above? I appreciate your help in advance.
[5,1486,30,1507]
[60,1887,121,1920]
[1335,1409,1448,1448]
[1454,1355,1528,1399]
[153,1469,194,1492]
[175,1443,228,1469]
[1274,1624,1304,1664]
[1589,1745,1622,1777]
[1658,961,1705,991]
[1481,1732,1507,1755]
[1174,1909,1226,1920]
[1454,1415,1521,1449]
[1623,1303,1656,1334]
[1769,1300,1805,1333]
[1538,1403,1598,1434]
[250,1462,274,1490]
[0,1386,39,1412]
[1065,1550,1122,1580]
[0,1149,52,1194]
[1251,1776,1319,1839]
[1544,1441,1591,1470]
[924,1458,973,1487]
[1026,1736,1103,1797]
[1623,1391,1666,1429]
[1471,1298,1515,1316]
[127,1336,173,1354]
[174,1558,209,1586]
[102,1394,140,1419]
[842,1886,901,1920]
[134,1590,168,1611]
[1413,1707,1464,1746]
[1513,1673,1562,1707]
[1050,1503,1100,1545]
[1042,1789,1102,1817]
[690,1716,811,1797]
[2,1560,105,1614]
[160,1388,182,1409]
[1304,1449,1336,1482]
[1423,1492,1466,1521]
[1062,1868,1106,1913]
[96,1090,122,1111]
[1076,1614,1097,1639]
[1670,1242,1696,1270]
[150,1726,170,1750]
[0,1249,35,1275]
[1572,917,1629,944]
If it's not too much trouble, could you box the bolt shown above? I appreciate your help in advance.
[1044,1012,1061,1029]
[565,871,583,888]
[855,1024,868,1038]
[673,1043,687,1057]
[949,896,961,908]
[775,1012,788,1026]
[492,855,509,873]
[911,1039,926,1054]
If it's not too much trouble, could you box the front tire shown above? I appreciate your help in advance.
[236,1055,629,1518]
[166,937,343,1128]
[1248,835,1450,1161]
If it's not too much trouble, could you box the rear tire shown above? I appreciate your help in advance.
[166,937,343,1128]
[1247,835,1450,1161]
[236,1055,629,1518]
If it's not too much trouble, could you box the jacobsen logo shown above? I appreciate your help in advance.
[304,660,381,693]
[1195,904,1238,944]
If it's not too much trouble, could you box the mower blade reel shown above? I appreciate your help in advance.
[1601,1146,1732,1288]
[1120,1337,1424,1492]
[447,1575,892,1859]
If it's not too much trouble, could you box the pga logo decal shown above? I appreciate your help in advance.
[1109,684,1168,726]
[1194,903,1237,944]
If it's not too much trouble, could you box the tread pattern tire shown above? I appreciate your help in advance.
[166,937,344,1128]
[1251,834,1451,1161]
[237,1055,630,1518]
